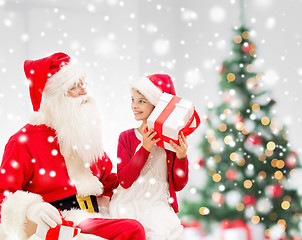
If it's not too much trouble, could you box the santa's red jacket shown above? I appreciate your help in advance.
[0,124,118,239]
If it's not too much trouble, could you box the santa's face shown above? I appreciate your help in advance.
[39,79,103,164]
[67,78,88,100]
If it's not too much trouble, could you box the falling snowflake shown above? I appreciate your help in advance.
[153,38,170,56]
[39,168,46,175]
[49,170,56,177]
[209,6,226,23]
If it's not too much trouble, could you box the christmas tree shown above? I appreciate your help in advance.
[181,1,302,239]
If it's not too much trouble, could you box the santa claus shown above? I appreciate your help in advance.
[0,52,145,240]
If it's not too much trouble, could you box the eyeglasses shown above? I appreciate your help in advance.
[68,81,88,93]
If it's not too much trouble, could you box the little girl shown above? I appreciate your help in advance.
[109,74,189,240]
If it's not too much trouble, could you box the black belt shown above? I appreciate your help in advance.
[50,194,99,213]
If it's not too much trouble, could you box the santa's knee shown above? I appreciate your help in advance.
[127,219,146,239]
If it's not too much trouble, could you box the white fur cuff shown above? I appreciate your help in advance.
[77,233,108,240]
[131,77,162,106]
[1,190,43,240]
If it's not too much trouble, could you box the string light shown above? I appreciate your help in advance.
[277,219,287,231]
[236,122,244,131]
[219,123,227,132]
[246,64,253,72]
[237,158,246,166]
[281,201,290,210]
[199,207,210,215]
[242,31,249,39]
[265,150,274,157]
[213,173,222,182]
[224,136,233,144]
[276,160,285,169]
[234,35,242,43]
[271,159,278,167]
[213,155,222,163]
[274,171,283,180]
[230,152,239,161]
[252,104,260,112]
[244,180,252,189]
[258,171,267,179]
[267,141,276,151]
[236,203,245,211]
[251,215,260,224]
[261,116,270,125]
[258,154,266,161]
[227,73,236,82]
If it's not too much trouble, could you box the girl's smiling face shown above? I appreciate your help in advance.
[131,89,155,122]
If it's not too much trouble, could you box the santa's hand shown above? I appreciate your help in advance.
[27,202,62,229]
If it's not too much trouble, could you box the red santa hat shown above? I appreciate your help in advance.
[131,74,176,106]
[24,52,85,111]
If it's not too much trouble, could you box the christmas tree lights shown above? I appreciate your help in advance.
[180,2,302,239]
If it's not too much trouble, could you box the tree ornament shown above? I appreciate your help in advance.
[212,192,225,205]
[242,194,256,206]
[223,91,232,103]
[266,183,284,198]
[220,65,226,73]
[225,169,238,181]
[197,158,205,167]
[246,134,262,145]
[285,151,298,169]
[256,197,272,214]
[242,42,251,53]
[181,5,302,236]
[244,134,263,155]
[234,115,244,124]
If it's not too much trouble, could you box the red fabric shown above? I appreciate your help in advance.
[221,219,251,240]
[24,52,70,111]
[116,128,189,213]
[46,211,80,239]
[154,95,182,148]
[78,218,145,240]
[147,74,176,95]
[0,124,118,220]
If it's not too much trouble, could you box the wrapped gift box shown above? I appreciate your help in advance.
[147,93,200,152]
[221,219,251,240]
[182,220,205,240]
[35,212,80,240]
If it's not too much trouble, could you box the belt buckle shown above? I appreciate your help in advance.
[76,195,95,213]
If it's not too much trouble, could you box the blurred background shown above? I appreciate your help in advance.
[0,0,302,210]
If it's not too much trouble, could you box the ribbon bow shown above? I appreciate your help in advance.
[45,210,79,239]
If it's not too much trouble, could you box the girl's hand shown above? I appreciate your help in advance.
[141,124,161,152]
[170,132,188,159]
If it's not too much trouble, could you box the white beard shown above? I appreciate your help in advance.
[33,94,104,165]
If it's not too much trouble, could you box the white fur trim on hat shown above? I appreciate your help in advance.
[131,77,163,106]
[44,62,86,97]
[1,190,43,240]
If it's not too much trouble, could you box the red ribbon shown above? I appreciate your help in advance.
[154,95,182,148]
[45,210,79,239]
[221,219,251,240]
